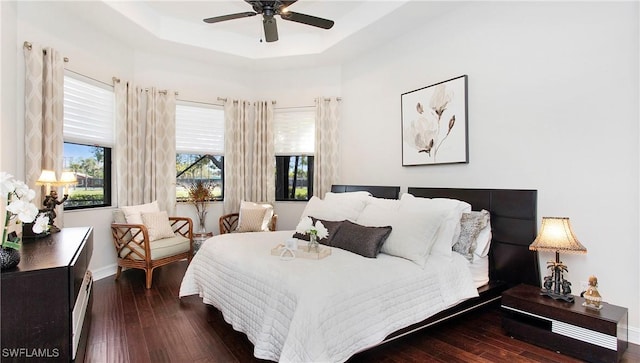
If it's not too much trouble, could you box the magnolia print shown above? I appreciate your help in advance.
[402,75,468,166]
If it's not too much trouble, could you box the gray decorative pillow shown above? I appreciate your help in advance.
[292,217,344,246]
[453,210,490,261]
[330,220,392,258]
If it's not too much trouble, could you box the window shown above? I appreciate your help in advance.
[274,108,315,201]
[63,74,114,209]
[175,102,225,201]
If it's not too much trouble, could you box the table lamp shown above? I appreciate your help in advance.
[35,169,69,233]
[35,169,57,195]
[58,171,77,195]
[529,217,587,303]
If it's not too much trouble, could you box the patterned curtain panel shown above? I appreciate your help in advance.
[313,97,341,198]
[24,43,65,225]
[114,81,176,213]
[251,101,275,203]
[223,99,251,214]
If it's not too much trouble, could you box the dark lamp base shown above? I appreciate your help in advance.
[540,289,575,303]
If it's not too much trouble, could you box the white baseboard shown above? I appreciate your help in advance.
[91,263,117,281]
[629,325,640,345]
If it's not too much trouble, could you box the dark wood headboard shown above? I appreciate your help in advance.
[331,185,401,199]
[407,187,540,288]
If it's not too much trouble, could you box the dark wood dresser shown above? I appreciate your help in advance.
[1,227,93,362]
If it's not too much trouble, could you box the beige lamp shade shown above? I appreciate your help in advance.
[529,217,587,254]
[58,171,77,185]
[36,170,57,185]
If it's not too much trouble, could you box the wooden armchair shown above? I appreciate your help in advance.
[219,213,278,234]
[111,210,193,289]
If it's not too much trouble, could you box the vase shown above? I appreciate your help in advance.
[307,234,319,253]
[197,210,208,235]
[0,247,20,270]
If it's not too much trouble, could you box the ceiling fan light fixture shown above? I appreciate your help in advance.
[203,0,334,42]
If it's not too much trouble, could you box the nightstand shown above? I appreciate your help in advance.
[193,232,213,254]
[502,284,628,363]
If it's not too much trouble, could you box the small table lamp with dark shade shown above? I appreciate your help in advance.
[529,217,587,303]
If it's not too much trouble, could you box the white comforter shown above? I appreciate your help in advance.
[179,231,478,363]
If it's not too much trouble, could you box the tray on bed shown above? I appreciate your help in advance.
[271,244,332,260]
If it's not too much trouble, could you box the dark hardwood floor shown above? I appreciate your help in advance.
[86,261,639,363]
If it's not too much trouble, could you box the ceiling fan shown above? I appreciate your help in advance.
[203,1,335,43]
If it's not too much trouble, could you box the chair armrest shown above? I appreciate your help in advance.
[219,213,240,235]
[169,217,193,242]
[110,222,152,260]
[269,214,278,231]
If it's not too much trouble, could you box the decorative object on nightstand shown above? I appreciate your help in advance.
[581,275,603,310]
[186,181,214,235]
[529,217,587,303]
[36,169,69,233]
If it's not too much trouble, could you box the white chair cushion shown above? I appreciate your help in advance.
[121,201,160,225]
[120,235,190,260]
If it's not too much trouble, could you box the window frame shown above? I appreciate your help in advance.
[175,101,225,202]
[274,107,316,202]
[62,72,114,210]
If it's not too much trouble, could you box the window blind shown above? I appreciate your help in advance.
[274,108,315,155]
[175,103,224,154]
[63,74,115,147]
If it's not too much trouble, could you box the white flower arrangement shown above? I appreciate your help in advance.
[1,172,50,250]
[295,216,329,240]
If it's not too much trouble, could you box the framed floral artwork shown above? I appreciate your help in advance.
[401,75,468,166]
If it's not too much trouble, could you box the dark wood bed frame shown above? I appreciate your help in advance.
[331,185,540,345]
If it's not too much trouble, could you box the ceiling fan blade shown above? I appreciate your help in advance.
[280,11,334,29]
[263,16,279,42]
[203,12,257,24]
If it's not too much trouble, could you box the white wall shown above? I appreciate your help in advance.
[341,1,639,342]
[4,0,638,343]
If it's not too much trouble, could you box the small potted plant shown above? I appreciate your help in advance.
[186,181,213,235]
[1,172,50,269]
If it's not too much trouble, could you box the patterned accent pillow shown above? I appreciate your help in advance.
[237,201,274,231]
[453,210,490,261]
[330,220,392,258]
[237,207,268,232]
[141,211,175,242]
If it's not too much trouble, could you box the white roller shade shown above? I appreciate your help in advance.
[63,75,115,146]
[175,103,224,154]
[274,108,315,155]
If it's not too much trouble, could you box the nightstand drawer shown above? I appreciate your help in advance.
[502,284,628,363]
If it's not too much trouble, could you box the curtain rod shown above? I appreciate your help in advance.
[24,41,69,62]
[111,77,178,95]
[217,97,276,105]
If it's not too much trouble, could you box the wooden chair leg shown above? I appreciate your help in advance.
[145,268,153,289]
[115,266,122,280]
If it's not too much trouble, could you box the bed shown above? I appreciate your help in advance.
[179,185,539,362]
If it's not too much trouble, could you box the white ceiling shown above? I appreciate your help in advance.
[52,1,463,69]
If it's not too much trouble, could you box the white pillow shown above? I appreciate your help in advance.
[141,211,175,241]
[357,203,446,267]
[324,191,372,201]
[237,207,268,232]
[300,195,367,222]
[364,195,401,210]
[400,194,471,259]
[237,200,274,231]
[121,201,160,225]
